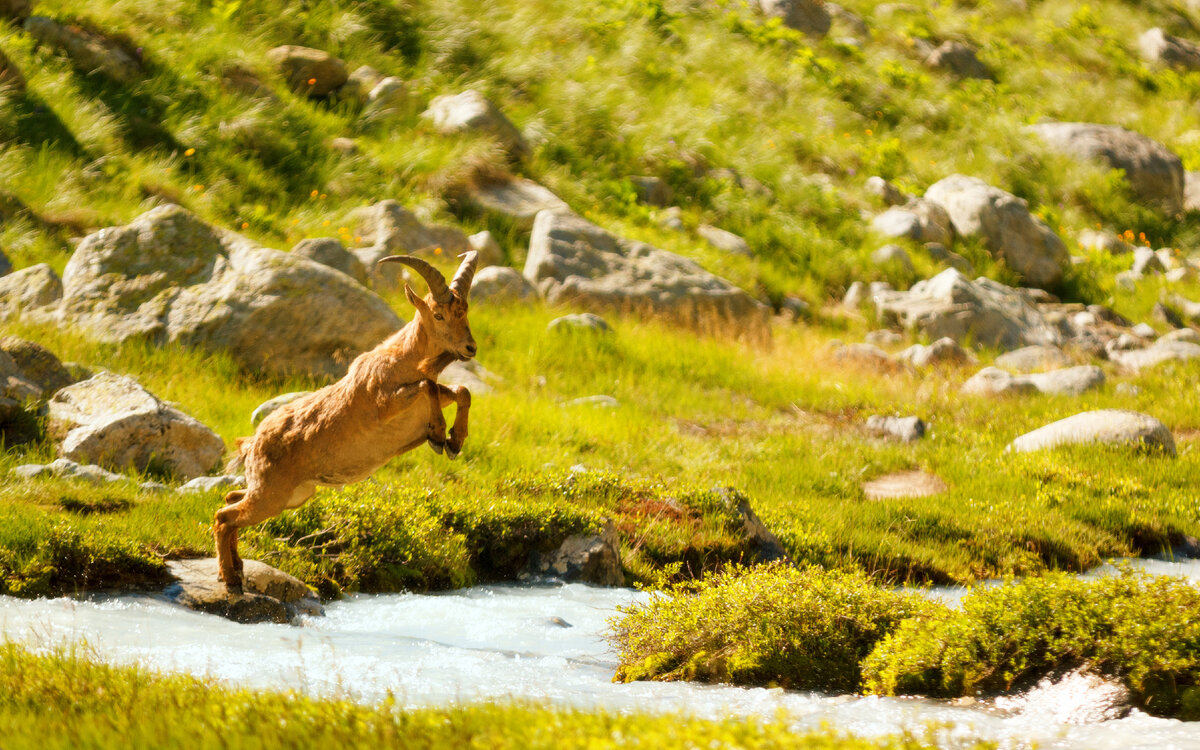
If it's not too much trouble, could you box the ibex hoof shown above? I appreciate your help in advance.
[428,439,445,455]
[222,577,244,596]
[446,444,461,460]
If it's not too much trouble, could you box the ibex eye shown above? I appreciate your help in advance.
[434,314,444,321]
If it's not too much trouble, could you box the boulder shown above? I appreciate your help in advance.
[698,224,753,257]
[467,230,505,267]
[463,177,568,229]
[896,336,975,368]
[1029,123,1184,214]
[48,372,224,479]
[630,176,673,207]
[962,365,1104,397]
[163,558,323,624]
[549,313,611,334]
[755,0,831,38]
[1167,293,1200,322]
[924,243,974,274]
[1132,246,1166,277]
[1138,28,1200,71]
[352,200,472,258]
[266,45,347,97]
[470,266,537,303]
[0,336,74,397]
[178,475,244,493]
[924,175,1068,288]
[1109,339,1200,372]
[833,342,901,371]
[1076,229,1132,255]
[871,244,915,272]
[23,16,140,82]
[0,263,62,321]
[875,269,1062,351]
[924,41,992,79]
[524,210,771,343]
[1161,328,1200,344]
[524,520,623,585]
[865,415,926,442]
[1006,410,1175,456]
[440,359,497,395]
[713,486,788,563]
[994,345,1072,372]
[59,205,402,379]
[361,76,407,121]
[251,391,311,427]
[291,237,369,285]
[422,89,528,159]
[871,201,953,246]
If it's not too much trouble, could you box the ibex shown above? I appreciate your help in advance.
[214,252,478,592]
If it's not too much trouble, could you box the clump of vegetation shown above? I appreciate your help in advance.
[0,521,166,597]
[0,642,959,750]
[610,563,938,691]
[862,570,1200,719]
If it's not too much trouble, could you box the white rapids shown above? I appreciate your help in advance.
[2,556,1200,750]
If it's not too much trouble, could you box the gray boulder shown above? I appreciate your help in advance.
[178,475,245,494]
[1132,246,1166,277]
[866,415,926,442]
[1076,229,1132,255]
[755,0,831,37]
[251,391,311,427]
[524,520,623,585]
[422,89,528,159]
[467,230,505,267]
[1006,410,1175,456]
[266,45,347,97]
[291,237,369,285]
[163,558,323,623]
[896,336,975,368]
[0,263,62,321]
[962,365,1104,397]
[1138,28,1200,71]
[59,205,402,379]
[1109,339,1200,372]
[1187,171,1200,213]
[524,210,771,343]
[871,201,953,246]
[361,76,408,121]
[698,224,753,257]
[48,372,224,479]
[1029,123,1184,214]
[470,266,537,303]
[0,335,74,397]
[924,175,1068,288]
[464,177,568,229]
[924,41,992,79]
[875,269,1061,351]
[23,16,140,82]
[994,345,1072,372]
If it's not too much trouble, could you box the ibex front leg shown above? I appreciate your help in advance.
[437,384,471,459]
[379,379,449,454]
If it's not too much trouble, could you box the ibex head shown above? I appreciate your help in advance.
[378,251,478,360]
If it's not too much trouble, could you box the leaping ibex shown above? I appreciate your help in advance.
[214,251,478,592]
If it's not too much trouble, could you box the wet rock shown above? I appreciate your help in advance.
[630,176,672,207]
[994,345,1072,373]
[1006,410,1175,456]
[1076,229,1132,255]
[995,667,1132,724]
[866,415,926,442]
[698,224,753,257]
[470,266,537,303]
[524,520,623,586]
[467,230,505,267]
[525,210,770,343]
[48,372,225,479]
[875,269,1061,351]
[251,391,310,427]
[549,313,611,334]
[163,558,323,624]
[61,205,402,380]
[1139,28,1200,72]
[422,89,528,159]
[924,41,992,80]
[865,176,906,206]
[463,177,568,229]
[871,201,953,246]
[0,263,62,321]
[1029,122,1184,214]
[24,16,141,82]
[179,475,244,494]
[755,0,831,37]
[1110,339,1200,372]
[266,45,347,97]
[897,337,975,368]
[963,365,1105,397]
[871,244,914,272]
[291,237,369,285]
[924,175,1068,288]
[864,470,947,500]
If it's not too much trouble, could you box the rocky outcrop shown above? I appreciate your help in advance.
[524,520,624,586]
[463,177,568,229]
[350,200,472,288]
[23,16,141,82]
[875,269,1061,351]
[47,372,224,479]
[924,175,1068,288]
[924,41,992,80]
[1006,410,1175,456]
[1138,28,1200,71]
[59,205,402,379]
[470,266,537,303]
[1029,123,1184,214]
[163,558,323,624]
[755,0,831,38]
[266,45,347,97]
[524,209,771,343]
[422,90,528,159]
[292,237,369,285]
[961,365,1104,397]
[0,263,62,321]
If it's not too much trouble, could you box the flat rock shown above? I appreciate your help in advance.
[524,209,770,343]
[470,266,537,303]
[523,520,623,585]
[23,16,140,82]
[1006,410,1175,456]
[266,45,347,97]
[875,269,1061,351]
[48,372,225,479]
[422,89,528,159]
[866,415,926,442]
[464,177,567,229]
[924,175,1068,288]
[962,365,1105,397]
[1110,339,1200,372]
[60,205,402,380]
[163,558,323,624]
[994,345,1072,372]
[864,470,947,500]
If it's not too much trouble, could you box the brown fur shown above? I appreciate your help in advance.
[214,253,478,592]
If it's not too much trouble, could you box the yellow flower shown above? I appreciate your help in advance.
[310,190,319,198]
[184,147,195,156]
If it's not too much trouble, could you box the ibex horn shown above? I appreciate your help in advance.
[449,251,479,299]
[377,254,452,303]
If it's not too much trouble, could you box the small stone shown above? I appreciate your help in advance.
[897,337,974,368]
[10,463,48,479]
[1131,323,1157,339]
[834,343,899,371]
[1132,247,1166,277]
[866,415,926,442]
[266,45,348,98]
[863,470,947,500]
[548,313,611,334]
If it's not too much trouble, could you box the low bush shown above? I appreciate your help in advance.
[610,563,938,691]
[862,570,1200,719]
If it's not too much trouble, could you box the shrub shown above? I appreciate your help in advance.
[862,570,1200,719]
[610,563,938,691]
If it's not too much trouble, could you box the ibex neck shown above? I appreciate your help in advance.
[394,320,455,378]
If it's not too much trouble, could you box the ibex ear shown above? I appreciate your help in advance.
[404,283,431,321]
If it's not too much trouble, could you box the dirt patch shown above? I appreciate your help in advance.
[863,470,948,500]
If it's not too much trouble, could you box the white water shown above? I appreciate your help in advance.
[3,557,1200,750]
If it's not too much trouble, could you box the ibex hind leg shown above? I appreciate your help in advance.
[214,487,287,594]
